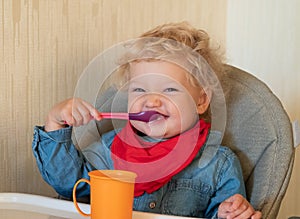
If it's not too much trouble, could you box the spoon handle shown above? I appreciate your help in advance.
[63,112,129,125]
[99,112,129,120]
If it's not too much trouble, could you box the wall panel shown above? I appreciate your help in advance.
[0,0,227,196]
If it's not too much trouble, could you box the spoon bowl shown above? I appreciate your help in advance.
[129,111,165,122]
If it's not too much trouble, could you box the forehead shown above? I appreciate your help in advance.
[129,60,190,82]
[128,61,202,91]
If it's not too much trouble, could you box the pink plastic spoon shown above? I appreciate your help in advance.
[99,110,166,122]
[63,111,166,125]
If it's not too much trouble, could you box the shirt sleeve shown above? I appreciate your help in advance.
[32,126,112,198]
[204,147,246,218]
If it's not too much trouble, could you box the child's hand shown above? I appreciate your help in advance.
[218,194,262,219]
[45,98,101,132]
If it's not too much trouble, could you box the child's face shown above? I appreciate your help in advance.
[127,61,209,139]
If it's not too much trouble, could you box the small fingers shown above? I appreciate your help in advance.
[79,100,101,120]
[227,204,261,219]
[251,211,262,219]
[230,204,254,219]
[63,98,99,127]
[218,194,261,219]
[225,194,244,210]
[218,201,233,218]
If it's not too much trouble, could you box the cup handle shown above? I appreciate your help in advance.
[72,178,91,217]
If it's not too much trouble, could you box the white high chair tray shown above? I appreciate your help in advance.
[0,193,202,219]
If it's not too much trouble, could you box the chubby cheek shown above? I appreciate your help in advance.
[177,106,200,131]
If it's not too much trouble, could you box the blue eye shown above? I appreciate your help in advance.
[164,88,178,92]
[132,88,145,92]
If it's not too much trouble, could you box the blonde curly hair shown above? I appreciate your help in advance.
[103,21,225,95]
[139,21,225,78]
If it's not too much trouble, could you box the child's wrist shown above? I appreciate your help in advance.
[44,117,68,132]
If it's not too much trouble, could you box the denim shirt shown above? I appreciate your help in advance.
[32,126,246,218]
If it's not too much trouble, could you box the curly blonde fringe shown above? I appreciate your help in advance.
[101,21,225,93]
[139,21,225,78]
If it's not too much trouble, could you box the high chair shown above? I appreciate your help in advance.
[220,65,295,218]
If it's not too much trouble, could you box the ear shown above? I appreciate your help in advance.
[196,89,211,114]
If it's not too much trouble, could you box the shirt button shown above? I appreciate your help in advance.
[149,201,156,209]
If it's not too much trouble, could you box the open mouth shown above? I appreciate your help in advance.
[129,110,169,123]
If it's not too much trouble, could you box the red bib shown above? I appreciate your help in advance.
[111,119,210,197]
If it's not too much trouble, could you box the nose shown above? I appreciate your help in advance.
[144,94,162,108]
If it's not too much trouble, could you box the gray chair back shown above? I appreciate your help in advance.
[221,65,294,218]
